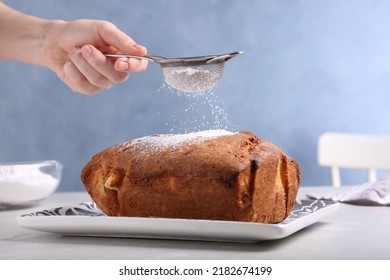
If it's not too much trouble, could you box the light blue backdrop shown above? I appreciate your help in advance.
[1,0,390,191]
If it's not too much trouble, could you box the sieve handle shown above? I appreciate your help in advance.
[206,51,244,64]
[104,54,163,62]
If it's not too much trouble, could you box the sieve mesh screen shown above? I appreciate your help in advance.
[161,62,225,93]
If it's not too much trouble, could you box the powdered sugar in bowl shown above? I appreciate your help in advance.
[0,160,62,209]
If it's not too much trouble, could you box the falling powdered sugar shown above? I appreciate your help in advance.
[158,83,235,134]
[156,61,236,134]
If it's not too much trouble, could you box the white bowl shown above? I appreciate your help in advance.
[0,160,62,209]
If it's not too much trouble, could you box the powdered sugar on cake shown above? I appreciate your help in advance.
[123,130,235,152]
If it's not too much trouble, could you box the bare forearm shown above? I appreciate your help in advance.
[0,2,63,66]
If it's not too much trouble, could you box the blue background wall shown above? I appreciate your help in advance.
[1,0,390,191]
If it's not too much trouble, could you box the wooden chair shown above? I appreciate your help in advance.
[318,132,390,187]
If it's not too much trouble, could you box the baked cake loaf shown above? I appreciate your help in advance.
[81,130,300,223]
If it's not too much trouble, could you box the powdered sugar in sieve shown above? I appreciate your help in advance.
[161,63,225,93]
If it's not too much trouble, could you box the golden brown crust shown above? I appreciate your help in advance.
[81,131,301,223]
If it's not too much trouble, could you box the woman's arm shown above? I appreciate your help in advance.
[0,2,148,94]
[0,2,50,64]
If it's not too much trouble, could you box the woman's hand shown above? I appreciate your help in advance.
[42,19,148,94]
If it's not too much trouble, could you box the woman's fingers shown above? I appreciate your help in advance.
[62,60,101,95]
[95,22,149,73]
[80,45,129,82]
[97,22,147,56]
[64,44,133,94]
[67,44,147,93]
[70,46,112,89]
[114,56,149,73]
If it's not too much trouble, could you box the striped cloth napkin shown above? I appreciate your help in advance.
[307,175,390,206]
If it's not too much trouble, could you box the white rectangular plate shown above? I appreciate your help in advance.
[17,199,339,243]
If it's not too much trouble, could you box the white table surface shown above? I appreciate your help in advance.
[1,187,389,260]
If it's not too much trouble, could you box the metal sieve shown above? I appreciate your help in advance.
[105,51,243,93]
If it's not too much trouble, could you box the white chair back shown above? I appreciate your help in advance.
[318,132,390,187]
